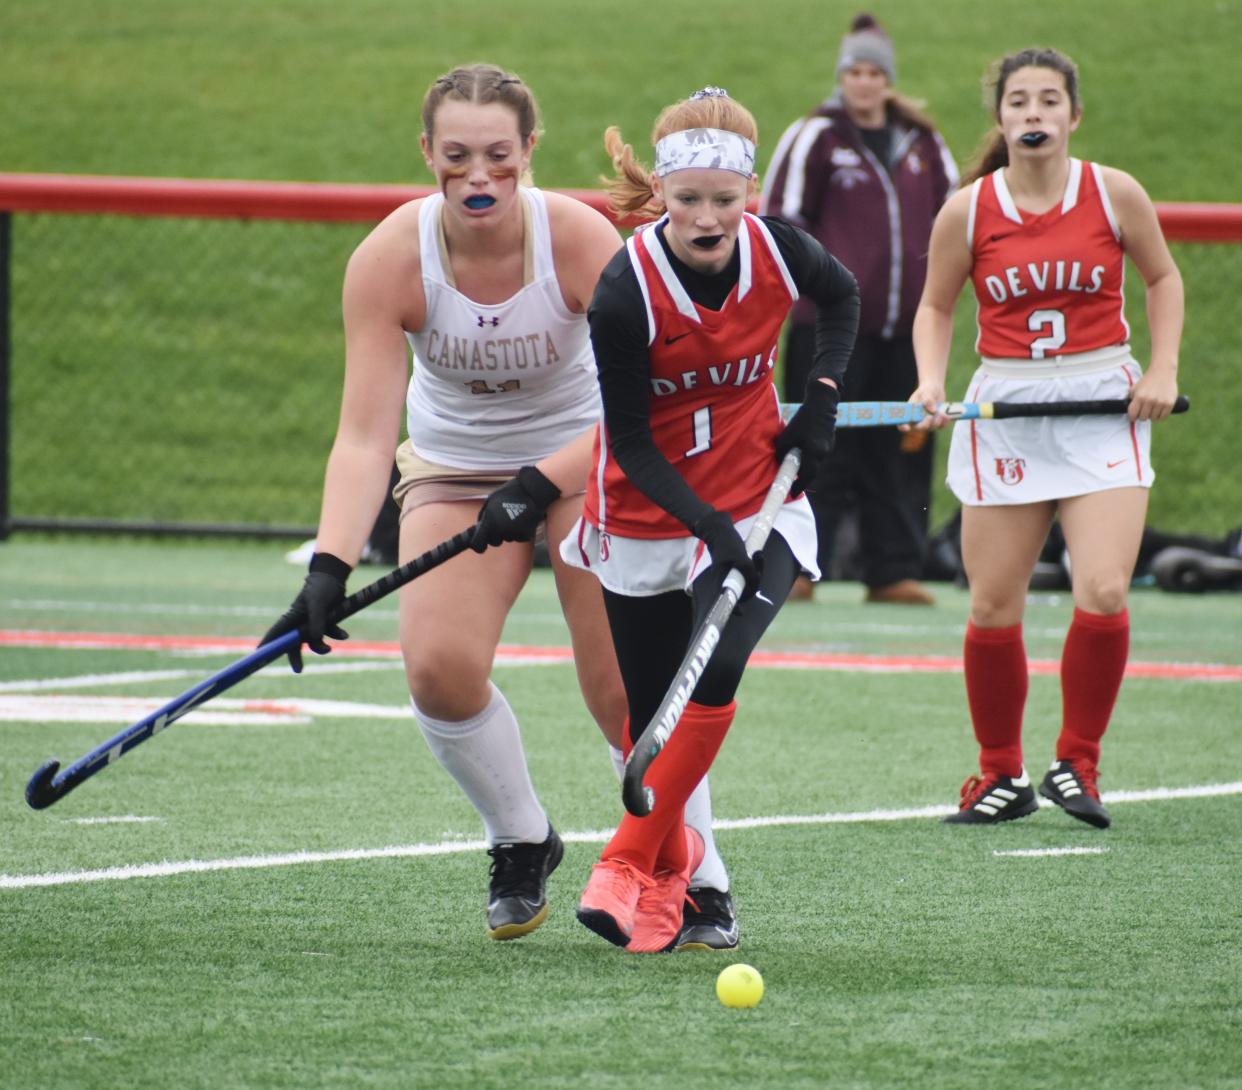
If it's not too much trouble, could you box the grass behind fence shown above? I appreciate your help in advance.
[3,0,1240,532]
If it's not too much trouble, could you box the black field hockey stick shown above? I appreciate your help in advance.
[25,528,475,810]
[621,449,800,818]
[829,395,1190,428]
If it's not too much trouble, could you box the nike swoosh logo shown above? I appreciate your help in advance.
[663,332,692,345]
[1106,459,1127,469]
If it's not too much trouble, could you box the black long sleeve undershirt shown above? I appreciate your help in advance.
[587,216,860,533]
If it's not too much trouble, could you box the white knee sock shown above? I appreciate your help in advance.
[607,744,729,892]
[412,684,547,846]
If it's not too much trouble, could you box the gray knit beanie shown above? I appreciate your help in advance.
[835,13,896,84]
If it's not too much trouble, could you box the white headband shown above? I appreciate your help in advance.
[653,127,756,178]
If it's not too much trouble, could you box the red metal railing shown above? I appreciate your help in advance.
[3,173,1241,240]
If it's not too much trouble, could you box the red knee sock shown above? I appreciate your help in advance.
[603,701,735,876]
[963,621,1028,777]
[1058,608,1129,768]
[614,721,685,870]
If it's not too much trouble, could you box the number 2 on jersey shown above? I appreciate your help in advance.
[1028,308,1067,359]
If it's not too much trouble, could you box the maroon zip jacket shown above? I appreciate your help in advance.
[760,97,957,338]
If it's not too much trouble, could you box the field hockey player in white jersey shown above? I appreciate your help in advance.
[262,64,743,943]
[908,47,1183,829]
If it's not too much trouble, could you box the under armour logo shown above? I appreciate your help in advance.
[502,502,528,520]
[478,315,500,327]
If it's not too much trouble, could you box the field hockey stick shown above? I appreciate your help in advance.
[24,527,475,810]
[824,395,1190,428]
[621,449,801,818]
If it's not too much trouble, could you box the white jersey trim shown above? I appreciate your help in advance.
[1091,162,1122,241]
[992,169,1023,224]
[748,214,799,304]
[638,219,701,322]
[1061,158,1084,214]
[737,212,754,301]
[625,234,658,346]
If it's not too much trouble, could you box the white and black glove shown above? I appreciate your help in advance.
[470,466,561,552]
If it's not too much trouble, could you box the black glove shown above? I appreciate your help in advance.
[259,552,351,673]
[775,379,840,497]
[470,466,561,553]
[691,509,762,604]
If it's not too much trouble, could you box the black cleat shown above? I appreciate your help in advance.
[943,769,1039,824]
[486,825,564,940]
[1040,760,1111,829]
[674,886,740,951]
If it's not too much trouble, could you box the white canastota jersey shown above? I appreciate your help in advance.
[404,187,601,469]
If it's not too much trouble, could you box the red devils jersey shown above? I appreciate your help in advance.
[969,159,1129,360]
[586,213,798,538]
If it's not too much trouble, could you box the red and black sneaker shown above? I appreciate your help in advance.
[943,769,1038,824]
[1040,759,1111,829]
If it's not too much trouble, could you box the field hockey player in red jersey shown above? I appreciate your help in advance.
[561,88,860,952]
[262,63,643,943]
[908,48,1184,828]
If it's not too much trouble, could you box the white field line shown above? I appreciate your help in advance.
[0,661,400,694]
[0,694,413,725]
[0,670,199,693]
[4,780,1239,892]
[993,846,1110,858]
[67,816,164,826]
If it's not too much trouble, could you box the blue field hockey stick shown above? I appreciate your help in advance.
[828,394,1190,427]
[25,527,475,809]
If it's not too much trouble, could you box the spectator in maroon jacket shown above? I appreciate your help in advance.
[761,13,957,604]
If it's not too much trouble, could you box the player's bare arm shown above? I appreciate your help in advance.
[1103,167,1183,420]
[315,202,425,563]
[909,188,973,425]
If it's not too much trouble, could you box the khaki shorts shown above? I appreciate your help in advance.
[392,440,584,545]
[393,439,515,522]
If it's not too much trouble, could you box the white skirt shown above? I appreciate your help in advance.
[558,497,820,597]
[946,346,1154,506]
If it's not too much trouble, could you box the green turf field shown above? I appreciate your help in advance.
[2,538,1239,1089]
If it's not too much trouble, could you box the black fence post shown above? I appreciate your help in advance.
[0,211,10,541]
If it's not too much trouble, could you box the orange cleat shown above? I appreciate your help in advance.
[628,826,706,954]
[576,858,655,948]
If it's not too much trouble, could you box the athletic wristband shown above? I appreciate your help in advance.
[309,551,353,582]
[516,465,562,509]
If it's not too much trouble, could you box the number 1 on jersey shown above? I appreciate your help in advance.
[686,406,713,457]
